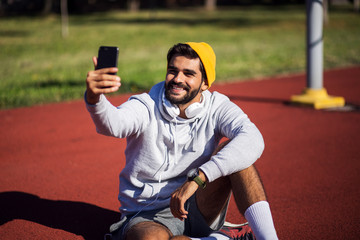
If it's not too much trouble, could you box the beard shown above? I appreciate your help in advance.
[165,80,202,105]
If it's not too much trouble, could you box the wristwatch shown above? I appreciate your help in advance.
[187,168,206,189]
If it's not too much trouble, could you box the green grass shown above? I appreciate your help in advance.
[1,5,359,109]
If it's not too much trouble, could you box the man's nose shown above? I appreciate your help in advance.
[174,72,185,83]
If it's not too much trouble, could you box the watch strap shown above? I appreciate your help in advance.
[193,175,206,189]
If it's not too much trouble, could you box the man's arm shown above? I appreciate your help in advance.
[85,57,150,138]
[201,99,265,183]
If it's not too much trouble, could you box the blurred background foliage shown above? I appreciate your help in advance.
[0,0,359,109]
[1,0,308,15]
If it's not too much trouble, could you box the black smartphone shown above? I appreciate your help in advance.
[96,46,119,75]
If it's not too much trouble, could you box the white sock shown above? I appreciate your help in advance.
[244,201,278,240]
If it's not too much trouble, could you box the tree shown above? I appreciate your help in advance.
[128,0,140,11]
[165,0,177,9]
[61,0,69,38]
[42,0,53,15]
[323,0,328,24]
[355,0,360,12]
[205,0,217,11]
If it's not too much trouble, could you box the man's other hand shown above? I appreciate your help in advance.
[170,180,198,221]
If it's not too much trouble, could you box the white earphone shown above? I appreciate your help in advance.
[162,92,205,119]
[185,101,204,118]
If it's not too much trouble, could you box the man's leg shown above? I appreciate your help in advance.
[125,221,172,240]
[168,177,232,240]
[196,140,278,240]
[195,165,265,225]
[195,139,233,226]
[230,165,267,215]
[196,175,232,226]
[125,140,277,240]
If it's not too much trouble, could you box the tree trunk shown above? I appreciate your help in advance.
[127,0,140,12]
[205,0,217,11]
[165,0,177,9]
[323,0,329,25]
[61,0,69,38]
[42,0,53,15]
[355,0,360,12]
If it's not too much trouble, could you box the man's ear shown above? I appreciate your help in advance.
[201,79,209,91]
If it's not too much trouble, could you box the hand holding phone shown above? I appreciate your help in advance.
[86,46,121,104]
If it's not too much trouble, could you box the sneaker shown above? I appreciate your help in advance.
[214,222,255,240]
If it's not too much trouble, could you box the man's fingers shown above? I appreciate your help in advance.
[89,84,120,95]
[90,80,120,92]
[170,194,178,218]
[94,75,121,85]
[179,205,188,216]
[87,71,121,84]
[169,181,199,221]
[170,191,189,221]
[92,56,98,68]
[86,70,121,96]
[94,67,118,75]
[100,85,121,94]
[178,204,188,220]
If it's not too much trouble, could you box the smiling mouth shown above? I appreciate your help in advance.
[171,86,186,94]
[168,82,189,95]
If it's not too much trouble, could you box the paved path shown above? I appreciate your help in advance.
[1,66,359,239]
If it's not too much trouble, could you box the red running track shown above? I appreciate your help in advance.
[1,66,359,240]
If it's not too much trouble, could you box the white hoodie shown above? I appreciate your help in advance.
[86,81,264,215]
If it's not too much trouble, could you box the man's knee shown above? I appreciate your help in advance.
[125,221,172,240]
[230,165,264,189]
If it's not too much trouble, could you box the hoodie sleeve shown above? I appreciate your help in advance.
[200,94,265,182]
[85,92,151,138]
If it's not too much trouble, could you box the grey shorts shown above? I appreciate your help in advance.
[109,194,228,239]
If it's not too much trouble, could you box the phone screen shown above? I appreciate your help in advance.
[96,46,119,74]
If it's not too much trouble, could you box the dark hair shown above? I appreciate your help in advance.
[167,43,207,83]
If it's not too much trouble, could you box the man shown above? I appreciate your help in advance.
[85,42,278,240]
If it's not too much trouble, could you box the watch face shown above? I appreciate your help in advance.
[187,168,197,178]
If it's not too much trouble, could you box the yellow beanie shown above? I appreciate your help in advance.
[186,42,216,88]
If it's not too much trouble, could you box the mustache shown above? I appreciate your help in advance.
[167,80,190,91]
